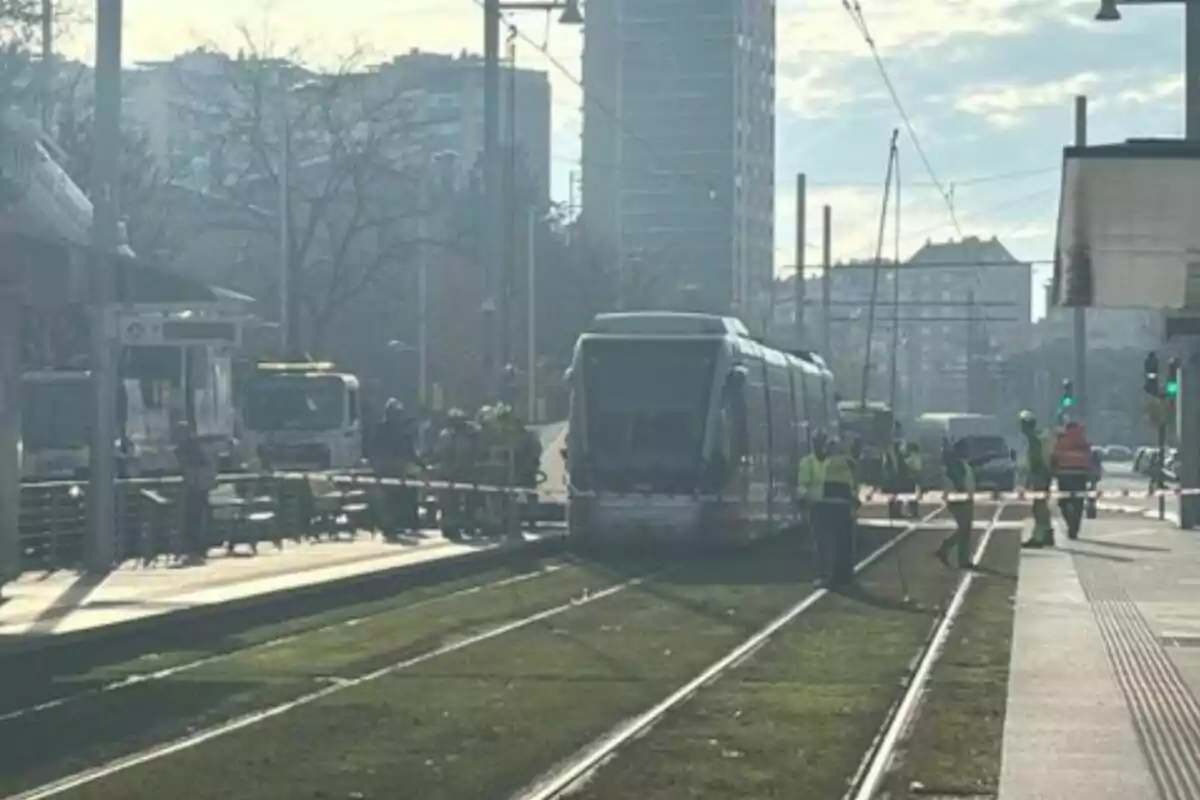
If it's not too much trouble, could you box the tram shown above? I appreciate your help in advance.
[565,312,836,545]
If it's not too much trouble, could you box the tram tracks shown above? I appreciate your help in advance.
[538,504,1020,800]
[0,554,660,799]
[846,506,1006,800]
[514,505,954,800]
[0,563,573,725]
[5,512,978,800]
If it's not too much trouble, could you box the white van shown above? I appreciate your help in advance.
[911,413,1016,491]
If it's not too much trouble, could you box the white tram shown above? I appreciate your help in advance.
[565,312,836,545]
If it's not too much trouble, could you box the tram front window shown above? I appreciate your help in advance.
[580,339,717,493]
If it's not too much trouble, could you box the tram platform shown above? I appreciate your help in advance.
[0,529,561,653]
[999,515,1200,799]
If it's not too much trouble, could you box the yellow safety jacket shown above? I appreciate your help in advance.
[798,454,826,502]
[824,454,857,492]
[906,453,923,486]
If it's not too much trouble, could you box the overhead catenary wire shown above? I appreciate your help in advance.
[842,0,962,237]
[888,139,902,410]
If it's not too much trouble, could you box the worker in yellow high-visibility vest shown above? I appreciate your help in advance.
[798,430,829,566]
[799,432,857,587]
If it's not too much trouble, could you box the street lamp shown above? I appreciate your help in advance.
[1095,0,1121,20]
[1092,0,1200,137]
[1093,0,1200,527]
[481,0,582,399]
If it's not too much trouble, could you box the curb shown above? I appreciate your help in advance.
[0,532,566,660]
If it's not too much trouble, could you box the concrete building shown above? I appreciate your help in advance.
[581,0,774,316]
[372,50,553,201]
[900,236,1032,414]
[1037,281,1162,351]
[122,49,553,201]
[760,236,1033,417]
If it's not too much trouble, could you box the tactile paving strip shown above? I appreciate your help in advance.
[1075,555,1200,800]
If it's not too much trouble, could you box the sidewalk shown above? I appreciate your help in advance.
[999,514,1200,799]
[0,529,559,649]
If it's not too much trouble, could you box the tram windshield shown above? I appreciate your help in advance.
[578,338,718,492]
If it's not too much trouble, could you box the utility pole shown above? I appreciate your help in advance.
[822,205,832,359]
[966,290,976,412]
[86,0,122,573]
[417,180,429,408]
[40,0,52,130]
[794,173,806,348]
[1181,0,1200,528]
[1073,95,1088,425]
[482,0,502,398]
[480,1,581,399]
[527,206,537,422]
[278,79,292,356]
[501,30,517,377]
[861,129,900,405]
[888,151,902,410]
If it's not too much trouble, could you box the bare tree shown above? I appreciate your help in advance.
[160,36,427,355]
[0,0,87,113]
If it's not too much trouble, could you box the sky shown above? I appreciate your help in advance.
[59,0,1195,318]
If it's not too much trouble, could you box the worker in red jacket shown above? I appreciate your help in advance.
[1051,420,1093,540]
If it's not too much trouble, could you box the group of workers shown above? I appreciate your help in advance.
[369,398,543,541]
[796,428,973,587]
[1019,410,1098,548]
[795,408,1098,588]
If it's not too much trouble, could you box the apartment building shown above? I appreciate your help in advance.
[581,0,775,315]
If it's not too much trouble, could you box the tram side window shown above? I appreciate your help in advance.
[724,382,749,465]
[742,360,768,471]
[767,363,792,485]
[792,371,810,460]
[347,389,359,425]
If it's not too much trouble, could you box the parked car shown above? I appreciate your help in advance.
[1102,444,1134,462]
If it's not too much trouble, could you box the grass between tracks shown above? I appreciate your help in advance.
[882,517,1021,798]
[0,555,651,798]
[44,527,900,800]
[569,505,1016,800]
[2,556,576,712]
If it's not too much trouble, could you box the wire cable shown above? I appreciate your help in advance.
[842,0,962,237]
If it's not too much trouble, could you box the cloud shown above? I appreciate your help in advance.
[1112,75,1183,108]
[778,0,1038,61]
[954,72,1102,128]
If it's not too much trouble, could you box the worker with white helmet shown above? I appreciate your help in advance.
[1019,410,1055,548]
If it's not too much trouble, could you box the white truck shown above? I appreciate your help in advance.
[241,362,364,471]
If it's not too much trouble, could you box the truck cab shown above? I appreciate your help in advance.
[242,362,363,471]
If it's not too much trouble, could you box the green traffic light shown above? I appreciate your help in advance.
[1166,380,1179,398]
[1060,395,1075,408]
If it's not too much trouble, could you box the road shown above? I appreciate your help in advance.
[1095,459,1179,521]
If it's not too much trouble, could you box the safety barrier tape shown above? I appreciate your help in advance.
[22,470,1190,507]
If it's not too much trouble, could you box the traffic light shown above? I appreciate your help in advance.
[1166,357,1180,400]
[1059,378,1075,410]
[1144,351,1161,397]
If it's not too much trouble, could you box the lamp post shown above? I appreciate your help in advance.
[481,0,581,398]
[85,0,122,573]
[1094,0,1200,527]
